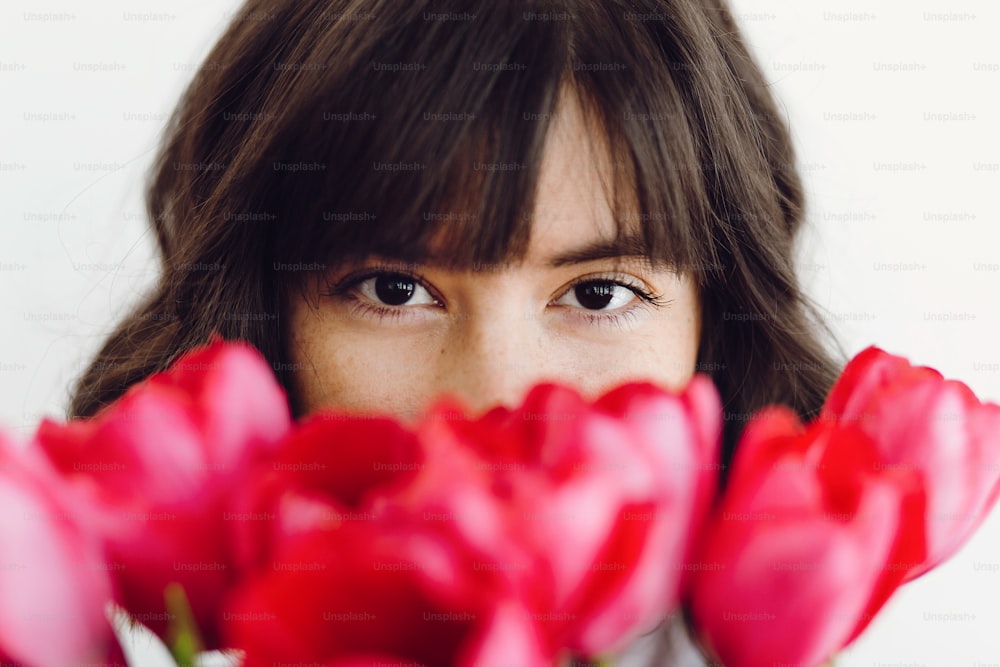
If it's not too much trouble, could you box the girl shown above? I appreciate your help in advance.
[69,0,843,663]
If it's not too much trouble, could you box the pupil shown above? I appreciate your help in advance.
[575,282,614,310]
[375,274,415,305]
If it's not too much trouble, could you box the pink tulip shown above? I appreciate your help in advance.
[408,378,721,656]
[0,432,120,666]
[687,406,925,667]
[221,402,552,665]
[33,337,292,646]
[226,411,425,574]
[821,346,1000,577]
[222,519,549,667]
[221,377,720,665]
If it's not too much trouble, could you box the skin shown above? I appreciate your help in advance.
[286,92,702,423]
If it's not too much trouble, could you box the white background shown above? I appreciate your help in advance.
[1,1,999,665]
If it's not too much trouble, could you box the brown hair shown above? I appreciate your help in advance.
[69,0,843,658]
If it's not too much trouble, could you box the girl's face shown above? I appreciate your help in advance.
[287,94,702,422]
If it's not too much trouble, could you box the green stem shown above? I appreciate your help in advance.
[164,583,204,667]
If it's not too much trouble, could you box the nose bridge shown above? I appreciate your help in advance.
[435,301,542,415]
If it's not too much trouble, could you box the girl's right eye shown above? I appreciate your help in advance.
[352,272,437,307]
[321,270,443,323]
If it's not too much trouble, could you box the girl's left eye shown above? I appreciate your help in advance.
[554,280,640,311]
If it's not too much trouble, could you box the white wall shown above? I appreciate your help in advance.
[728,3,1000,666]
[1,1,998,665]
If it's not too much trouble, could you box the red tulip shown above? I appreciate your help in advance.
[0,432,120,666]
[226,412,425,574]
[220,410,552,665]
[687,406,925,667]
[222,519,550,667]
[378,377,720,657]
[221,377,721,665]
[821,346,1000,577]
[32,337,292,646]
[220,402,550,665]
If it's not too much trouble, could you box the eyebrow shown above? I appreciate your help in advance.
[544,233,653,268]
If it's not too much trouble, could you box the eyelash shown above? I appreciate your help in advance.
[321,269,671,328]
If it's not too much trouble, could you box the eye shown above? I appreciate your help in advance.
[549,276,671,329]
[320,269,442,323]
[354,272,437,307]
[554,280,641,311]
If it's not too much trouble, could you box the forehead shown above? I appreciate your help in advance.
[526,91,626,260]
[423,90,635,267]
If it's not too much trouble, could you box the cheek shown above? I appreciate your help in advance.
[287,304,434,419]
[579,312,700,397]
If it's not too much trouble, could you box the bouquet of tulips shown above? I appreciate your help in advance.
[2,337,998,667]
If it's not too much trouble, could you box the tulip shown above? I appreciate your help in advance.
[687,406,925,667]
[222,376,720,665]
[0,432,120,666]
[221,396,548,666]
[821,346,1000,577]
[383,377,720,657]
[32,337,292,647]
[226,411,425,573]
[222,520,550,667]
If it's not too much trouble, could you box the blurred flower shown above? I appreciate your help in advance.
[821,345,1000,577]
[222,517,548,667]
[219,409,547,666]
[0,432,119,666]
[32,337,292,647]
[226,412,425,574]
[221,377,721,665]
[687,406,925,667]
[407,378,721,655]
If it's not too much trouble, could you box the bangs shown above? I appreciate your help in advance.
[257,0,722,286]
